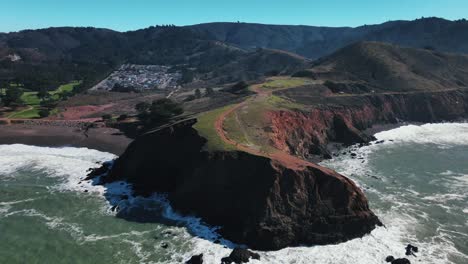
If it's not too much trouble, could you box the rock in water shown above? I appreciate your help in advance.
[97,119,382,250]
[393,258,411,264]
[186,254,203,264]
[221,248,260,264]
[385,256,411,264]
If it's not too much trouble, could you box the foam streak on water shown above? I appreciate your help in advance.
[1,121,468,263]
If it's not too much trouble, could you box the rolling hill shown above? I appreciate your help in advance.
[2,17,468,91]
[307,41,468,92]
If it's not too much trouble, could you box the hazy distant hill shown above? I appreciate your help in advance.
[309,41,468,92]
[1,17,468,90]
[190,17,468,59]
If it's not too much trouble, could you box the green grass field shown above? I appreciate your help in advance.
[3,81,81,119]
[259,77,311,91]
[193,104,237,152]
[8,107,40,119]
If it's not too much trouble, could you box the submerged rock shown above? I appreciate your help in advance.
[221,248,260,264]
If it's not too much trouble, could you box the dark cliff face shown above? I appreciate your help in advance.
[100,119,381,250]
[269,89,468,159]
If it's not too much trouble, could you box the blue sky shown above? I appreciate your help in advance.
[1,0,467,32]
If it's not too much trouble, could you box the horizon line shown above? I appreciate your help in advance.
[1,16,466,34]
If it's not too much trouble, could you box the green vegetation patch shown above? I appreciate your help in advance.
[259,77,311,90]
[224,112,251,146]
[193,105,237,152]
[267,95,305,110]
[3,81,81,119]
[21,92,41,105]
[8,107,40,119]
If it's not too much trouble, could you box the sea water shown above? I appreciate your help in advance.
[0,123,467,263]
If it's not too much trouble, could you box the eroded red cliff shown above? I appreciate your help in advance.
[269,90,468,158]
[92,119,381,250]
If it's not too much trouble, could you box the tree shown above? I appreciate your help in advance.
[38,109,50,118]
[194,88,202,99]
[102,114,112,120]
[139,98,184,127]
[37,89,50,102]
[135,101,151,113]
[205,87,215,97]
[40,97,58,109]
[1,86,24,106]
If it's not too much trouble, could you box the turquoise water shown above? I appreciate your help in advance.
[0,123,467,263]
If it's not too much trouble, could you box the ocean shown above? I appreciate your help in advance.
[0,122,467,264]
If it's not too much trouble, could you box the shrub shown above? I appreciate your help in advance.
[205,87,215,97]
[139,98,184,127]
[117,114,128,121]
[184,95,196,102]
[38,109,50,118]
[194,88,202,99]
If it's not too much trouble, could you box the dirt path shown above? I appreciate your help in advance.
[6,106,34,118]
[214,84,317,170]
[214,83,467,170]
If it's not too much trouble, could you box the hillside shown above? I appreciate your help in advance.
[190,17,468,58]
[2,17,468,91]
[307,41,468,92]
[0,26,307,91]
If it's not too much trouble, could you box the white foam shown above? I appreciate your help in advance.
[374,123,468,147]
[2,137,467,263]
[0,144,115,194]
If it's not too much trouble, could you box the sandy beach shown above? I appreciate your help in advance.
[0,124,132,155]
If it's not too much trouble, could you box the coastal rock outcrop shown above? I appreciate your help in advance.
[221,248,260,263]
[94,118,381,250]
[269,89,468,158]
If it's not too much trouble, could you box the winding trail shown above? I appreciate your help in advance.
[214,83,317,170]
[213,82,468,170]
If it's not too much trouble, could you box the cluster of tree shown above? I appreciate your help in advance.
[0,85,24,106]
[36,88,59,117]
[135,98,184,128]
[184,87,215,101]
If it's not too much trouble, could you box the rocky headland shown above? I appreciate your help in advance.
[90,118,382,250]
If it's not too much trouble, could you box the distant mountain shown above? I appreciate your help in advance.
[307,41,468,92]
[0,26,306,90]
[1,17,468,90]
[190,17,468,59]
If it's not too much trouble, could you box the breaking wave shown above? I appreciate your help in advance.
[1,121,467,264]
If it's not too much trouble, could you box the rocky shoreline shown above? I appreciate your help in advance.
[88,118,382,251]
[87,88,468,254]
[269,89,468,159]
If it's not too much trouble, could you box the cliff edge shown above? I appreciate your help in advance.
[93,118,381,250]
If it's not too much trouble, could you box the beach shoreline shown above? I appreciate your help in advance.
[0,124,132,155]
